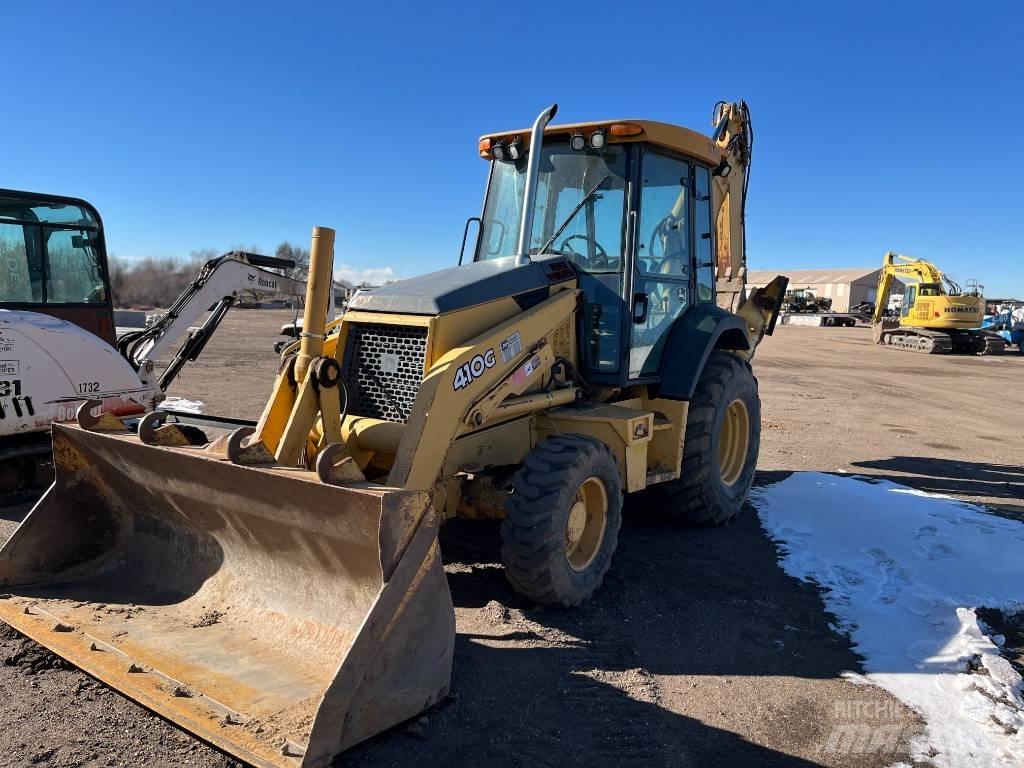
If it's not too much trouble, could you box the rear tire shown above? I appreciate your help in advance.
[501,435,622,607]
[650,351,760,526]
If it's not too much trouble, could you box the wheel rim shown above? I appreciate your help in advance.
[718,398,750,487]
[564,476,608,572]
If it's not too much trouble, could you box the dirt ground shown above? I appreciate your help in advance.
[1,311,1021,767]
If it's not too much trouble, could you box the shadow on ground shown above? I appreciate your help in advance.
[0,472,915,768]
[0,501,32,525]
[344,471,915,768]
[852,456,1024,522]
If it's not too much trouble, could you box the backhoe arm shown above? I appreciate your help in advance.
[708,101,787,358]
[711,101,753,313]
[116,251,310,390]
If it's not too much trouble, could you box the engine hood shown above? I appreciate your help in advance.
[346,255,576,316]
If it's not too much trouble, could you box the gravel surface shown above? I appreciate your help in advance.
[1,311,1020,767]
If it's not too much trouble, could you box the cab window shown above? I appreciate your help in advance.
[0,221,106,305]
[0,223,43,302]
[478,142,628,269]
[635,152,689,279]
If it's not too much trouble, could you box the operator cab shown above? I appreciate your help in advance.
[474,122,721,386]
[0,190,114,344]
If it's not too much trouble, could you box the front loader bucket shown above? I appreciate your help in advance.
[0,424,455,768]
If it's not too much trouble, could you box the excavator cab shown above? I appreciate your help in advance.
[0,189,114,344]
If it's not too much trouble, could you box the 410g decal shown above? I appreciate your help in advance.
[453,349,496,391]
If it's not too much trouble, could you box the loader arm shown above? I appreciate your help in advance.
[389,288,581,491]
[116,251,310,390]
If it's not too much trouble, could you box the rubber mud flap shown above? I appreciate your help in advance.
[0,423,455,768]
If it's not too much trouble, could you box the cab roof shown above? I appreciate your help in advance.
[479,119,723,166]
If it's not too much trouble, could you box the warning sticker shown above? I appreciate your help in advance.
[500,331,522,364]
[512,354,542,387]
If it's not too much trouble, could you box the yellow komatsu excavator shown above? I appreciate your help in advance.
[871,252,1004,354]
[0,102,786,768]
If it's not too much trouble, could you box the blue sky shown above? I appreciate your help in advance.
[5,1,1021,294]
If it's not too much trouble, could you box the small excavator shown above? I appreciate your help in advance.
[870,252,1004,354]
[0,188,307,501]
[0,102,785,767]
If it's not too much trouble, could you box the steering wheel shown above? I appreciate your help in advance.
[559,234,610,270]
[647,215,686,259]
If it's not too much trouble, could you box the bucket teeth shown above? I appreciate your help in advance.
[76,399,129,433]
[138,411,208,447]
[226,426,277,465]
[316,443,366,486]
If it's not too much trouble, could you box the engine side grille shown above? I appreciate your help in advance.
[343,322,428,423]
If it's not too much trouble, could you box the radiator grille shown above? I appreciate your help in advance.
[343,323,428,422]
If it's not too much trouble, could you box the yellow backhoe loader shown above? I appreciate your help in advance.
[0,102,786,767]
[871,252,1004,354]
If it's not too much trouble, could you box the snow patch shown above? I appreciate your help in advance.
[752,472,1024,767]
[161,397,204,414]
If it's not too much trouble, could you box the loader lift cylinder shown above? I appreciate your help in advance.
[295,226,336,382]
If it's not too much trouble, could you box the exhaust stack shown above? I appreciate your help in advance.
[514,103,558,266]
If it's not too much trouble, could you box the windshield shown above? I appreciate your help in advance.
[0,195,98,227]
[477,142,628,272]
[1,220,106,306]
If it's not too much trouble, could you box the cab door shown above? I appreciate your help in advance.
[629,150,694,379]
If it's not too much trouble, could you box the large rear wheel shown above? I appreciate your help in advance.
[650,351,760,525]
[501,434,622,606]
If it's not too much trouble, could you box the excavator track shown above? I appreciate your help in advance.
[878,327,953,354]
[0,436,52,506]
[877,327,1005,355]
[978,332,1006,355]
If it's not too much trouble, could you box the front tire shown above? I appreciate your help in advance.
[501,435,622,607]
[650,351,760,525]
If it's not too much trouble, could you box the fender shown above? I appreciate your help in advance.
[654,304,750,400]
